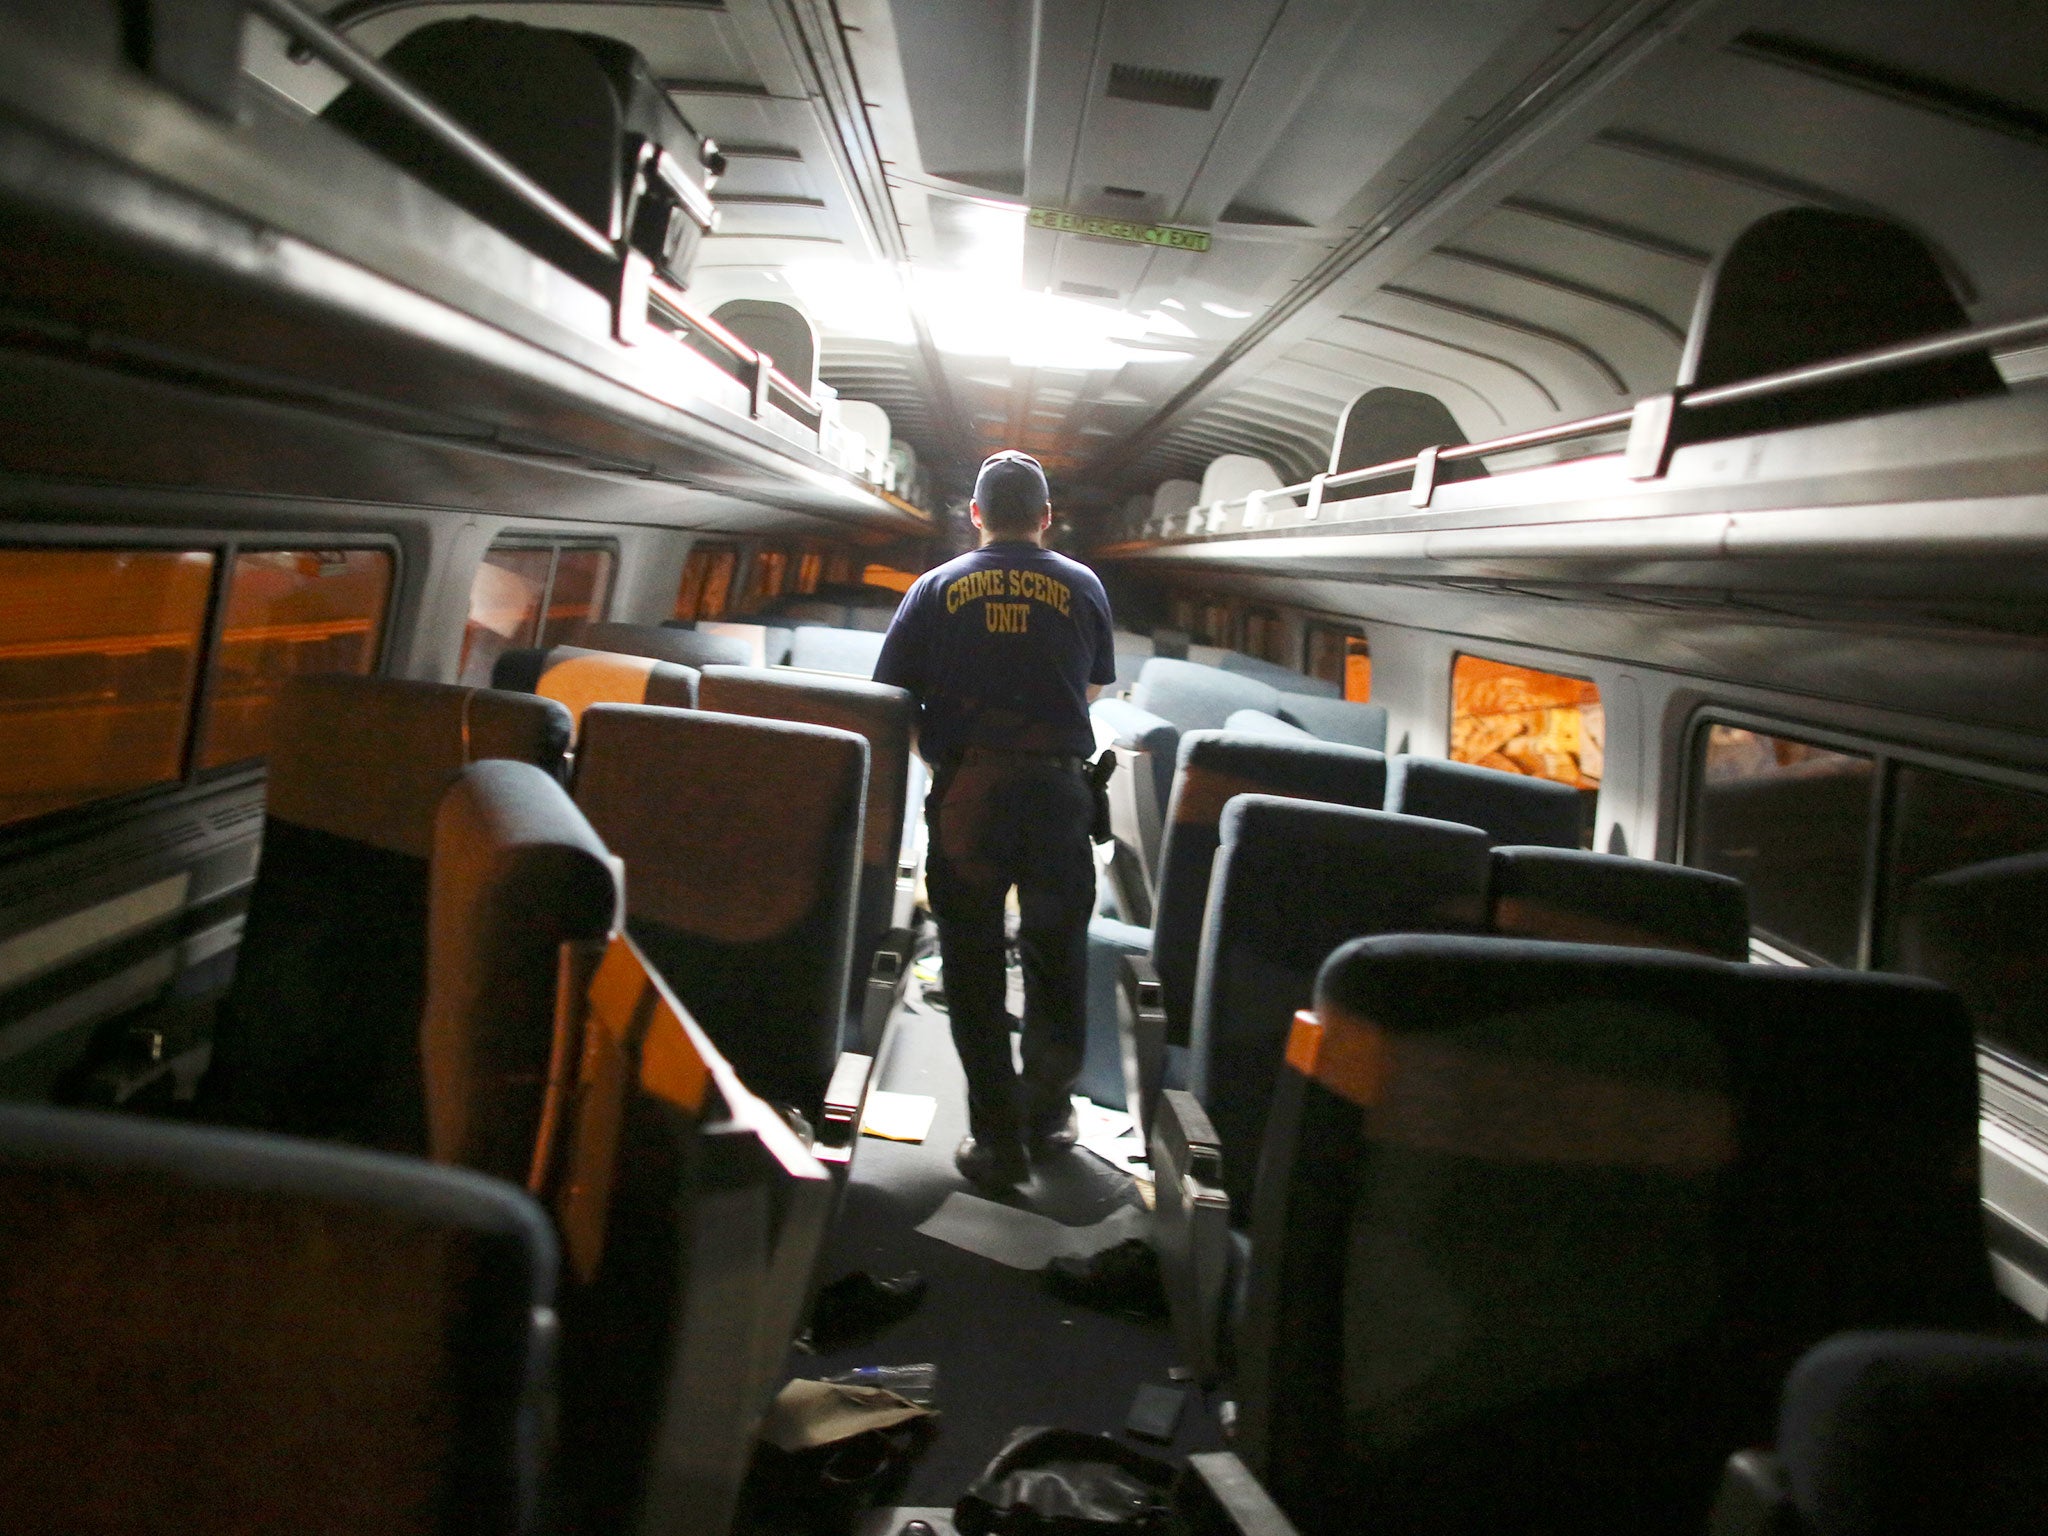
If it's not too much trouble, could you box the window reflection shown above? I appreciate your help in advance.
[1689,725,1872,966]
[538,547,614,648]
[0,549,214,829]
[459,546,552,686]
[201,549,391,769]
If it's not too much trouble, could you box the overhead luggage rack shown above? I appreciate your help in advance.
[0,0,916,532]
[1098,307,2048,608]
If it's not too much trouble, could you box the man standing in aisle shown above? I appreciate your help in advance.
[875,450,1117,1189]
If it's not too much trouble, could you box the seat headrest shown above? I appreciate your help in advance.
[1899,849,2048,1051]
[573,705,866,946]
[1273,695,1389,751]
[267,676,570,857]
[1388,756,1583,849]
[1779,1331,2048,1536]
[698,666,912,864]
[521,646,697,728]
[786,626,887,677]
[1490,846,1750,960]
[1171,730,1387,829]
[1130,657,1280,731]
[573,621,751,668]
[1223,708,1315,741]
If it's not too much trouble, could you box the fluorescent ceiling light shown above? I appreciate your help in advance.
[1159,297,1185,309]
[1201,300,1252,318]
[783,256,1208,371]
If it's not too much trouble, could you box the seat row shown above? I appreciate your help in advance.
[7,638,924,1535]
[1208,931,2019,1536]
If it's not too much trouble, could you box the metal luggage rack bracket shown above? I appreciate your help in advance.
[249,0,825,440]
[1129,308,2048,547]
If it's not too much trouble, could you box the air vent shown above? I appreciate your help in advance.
[1060,281,1121,299]
[1102,185,1146,199]
[1106,64,1221,112]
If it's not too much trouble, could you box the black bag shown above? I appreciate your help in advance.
[322,16,721,291]
[955,1427,1177,1535]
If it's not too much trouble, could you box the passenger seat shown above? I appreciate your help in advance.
[1237,934,1998,1536]
[421,759,620,1183]
[787,625,888,676]
[570,704,869,1141]
[1386,754,1584,846]
[572,619,751,669]
[0,1101,557,1535]
[199,676,571,1150]
[1707,1330,2048,1536]
[1489,845,1751,958]
[492,643,699,732]
[698,664,918,1051]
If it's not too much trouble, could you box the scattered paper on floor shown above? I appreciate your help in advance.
[761,1379,930,1452]
[861,1090,938,1143]
[914,1191,1150,1270]
[1072,1095,1148,1177]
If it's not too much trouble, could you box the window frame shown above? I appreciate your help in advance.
[479,535,619,652]
[0,528,403,845]
[1681,704,2048,973]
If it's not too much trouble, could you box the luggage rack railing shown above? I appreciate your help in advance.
[248,0,829,443]
[1140,308,2048,544]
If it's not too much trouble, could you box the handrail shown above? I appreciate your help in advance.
[1680,311,2048,411]
[1140,307,2048,539]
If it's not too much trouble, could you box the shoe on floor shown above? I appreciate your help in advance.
[1027,1104,1080,1160]
[805,1268,928,1352]
[1044,1237,1167,1321]
[955,1134,1028,1190]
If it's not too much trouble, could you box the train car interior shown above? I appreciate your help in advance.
[4,0,2048,1532]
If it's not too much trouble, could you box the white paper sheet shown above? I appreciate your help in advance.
[861,1091,939,1143]
[1072,1095,1148,1176]
[914,1191,1151,1270]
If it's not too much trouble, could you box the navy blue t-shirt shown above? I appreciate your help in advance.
[874,541,1115,763]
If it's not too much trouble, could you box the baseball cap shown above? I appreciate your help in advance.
[973,450,1050,524]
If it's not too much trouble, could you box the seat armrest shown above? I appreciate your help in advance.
[1152,1089,1231,1383]
[812,1051,873,1167]
[1118,952,1169,1137]
[858,928,918,1054]
[1153,1088,1222,1186]
[1172,1452,1301,1536]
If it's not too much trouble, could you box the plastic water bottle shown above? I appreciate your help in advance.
[826,1363,938,1406]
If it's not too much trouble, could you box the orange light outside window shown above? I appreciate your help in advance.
[861,564,916,595]
[1344,637,1372,702]
[0,549,215,830]
[1305,624,1371,702]
[1451,655,1602,788]
[794,550,824,594]
[200,549,392,770]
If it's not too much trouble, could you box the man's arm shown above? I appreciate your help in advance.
[1087,684,1104,702]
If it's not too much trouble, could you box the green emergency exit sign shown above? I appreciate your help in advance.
[1027,207,1211,252]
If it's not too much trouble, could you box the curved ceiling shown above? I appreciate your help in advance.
[268,0,2048,523]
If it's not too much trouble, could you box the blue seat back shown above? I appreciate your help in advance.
[1188,798,1489,1214]
[1276,694,1389,750]
[1131,656,1281,731]
[787,625,888,677]
[1490,845,1750,959]
[1388,755,1583,847]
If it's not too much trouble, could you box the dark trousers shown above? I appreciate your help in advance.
[926,754,1096,1145]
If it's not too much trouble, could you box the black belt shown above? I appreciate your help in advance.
[952,745,1086,772]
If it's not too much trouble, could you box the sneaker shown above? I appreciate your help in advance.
[1027,1104,1080,1161]
[954,1134,1028,1190]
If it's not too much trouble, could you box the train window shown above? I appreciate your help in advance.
[1451,655,1602,788]
[674,544,738,622]
[1240,609,1285,663]
[537,546,614,647]
[460,541,616,683]
[824,549,859,586]
[741,548,790,611]
[458,545,552,685]
[1688,725,1875,967]
[861,564,916,595]
[794,549,824,595]
[0,549,214,830]
[199,549,392,770]
[1306,623,1371,701]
